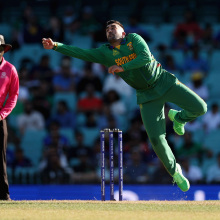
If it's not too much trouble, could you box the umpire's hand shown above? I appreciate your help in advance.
[42,38,55,50]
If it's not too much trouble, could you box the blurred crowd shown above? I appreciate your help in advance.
[1,0,220,185]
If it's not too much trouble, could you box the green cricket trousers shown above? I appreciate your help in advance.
[140,80,207,176]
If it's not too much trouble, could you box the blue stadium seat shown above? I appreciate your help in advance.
[70,34,93,70]
[12,44,62,70]
[112,114,129,132]
[121,89,138,119]
[21,129,47,166]
[139,24,158,49]
[7,167,12,183]
[142,25,172,46]
[141,24,173,51]
[202,157,217,178]
[210,51,220,71]
[148,43,159,58]
[212,24,220,36]
[192,129,204,143]
[59,128,76,146]
[43,50,64,69]
[7,114,18,129]
[3,51,13,64]
[156,24,175,46]
[13,44,43,69]
[168,50,185,67]
[206,97,220,109]
[69,158,80,167]
[179,71,192,84]
[0,23,12,39]
[80,127,100,147]
[76,113,87,127]
[206,71,220,98]
[53,92,77,113]
[203,129,220,155]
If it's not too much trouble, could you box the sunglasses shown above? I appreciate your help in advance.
[0,45,4,52]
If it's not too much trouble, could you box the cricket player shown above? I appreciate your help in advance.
[42,20,207,192]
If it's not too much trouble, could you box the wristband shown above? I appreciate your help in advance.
[52,42,58,50]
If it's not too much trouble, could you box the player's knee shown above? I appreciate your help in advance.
[198,101,207,116]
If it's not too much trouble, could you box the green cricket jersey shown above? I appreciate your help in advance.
[53,33,177,104]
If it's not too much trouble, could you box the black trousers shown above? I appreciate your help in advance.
[0,119,9,199]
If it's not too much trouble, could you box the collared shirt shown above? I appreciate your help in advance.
[0,57,19,119]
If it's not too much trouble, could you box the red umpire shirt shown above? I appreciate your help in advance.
[0,34,19,200]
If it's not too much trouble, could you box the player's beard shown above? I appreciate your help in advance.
[107,33,120,44]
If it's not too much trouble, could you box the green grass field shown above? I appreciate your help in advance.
[0,200,220,220]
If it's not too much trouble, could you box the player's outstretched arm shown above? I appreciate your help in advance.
[42,38,107,66]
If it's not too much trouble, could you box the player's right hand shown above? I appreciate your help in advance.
[42,38,54,50]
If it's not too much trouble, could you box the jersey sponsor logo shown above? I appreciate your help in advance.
[113,49,120,56]
[127,42,133,50]
[115,53,137,66]
[1,72,6,78]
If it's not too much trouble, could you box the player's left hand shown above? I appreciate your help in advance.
[108,65,124,75]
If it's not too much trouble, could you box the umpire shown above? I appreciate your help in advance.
[0,35,19,200]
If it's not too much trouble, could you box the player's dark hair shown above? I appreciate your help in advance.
[106,20,124,30]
